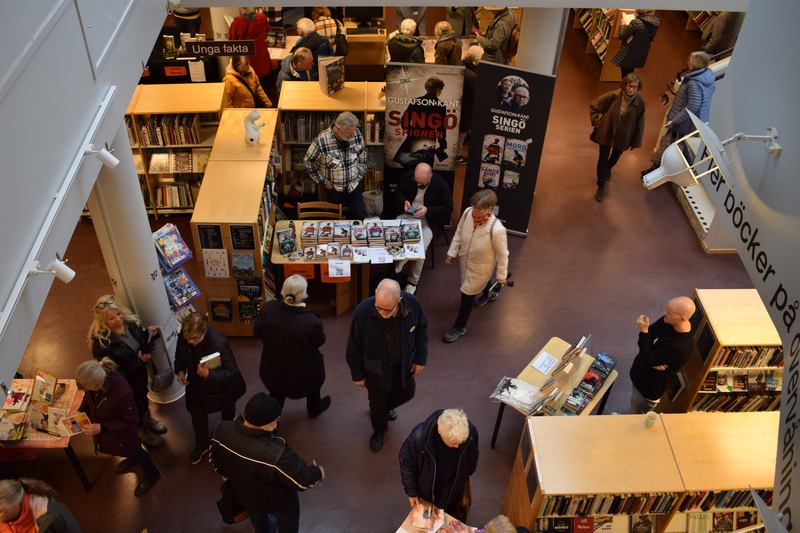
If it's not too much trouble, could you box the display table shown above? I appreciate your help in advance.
[268,35,301,70]
[2,379,90,491]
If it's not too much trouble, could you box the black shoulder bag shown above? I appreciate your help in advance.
[334,19,349,56]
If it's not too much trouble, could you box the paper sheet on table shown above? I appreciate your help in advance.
[371,249,392,264]
[188,61,206,82]
[268,48,283,59]
[531,351,558,374]
[327,259,350,277]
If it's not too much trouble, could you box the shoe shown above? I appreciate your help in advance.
[404,283,416,295]
[443,326,466,343]
[595,187,604,202]
[369,431,385,453]
[134,470,160,497]
[456,155,468,164]
[114,457,137,475]
[388,409,397,421]
[188,446,209,465]
[144,412,167,434]
[641,165,657,177]
[474,290,499,308]
[309,396,331,419]
[138,427,165,448]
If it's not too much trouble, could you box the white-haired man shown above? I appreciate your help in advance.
[290,17,334,79]
[305,111,367,220]
[388,18,425,63]
[399,408,479,522]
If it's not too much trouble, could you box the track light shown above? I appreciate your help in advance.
[28,253,75,284]
[84,142,119,169]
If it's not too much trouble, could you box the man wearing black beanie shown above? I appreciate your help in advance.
[211,393,325,533]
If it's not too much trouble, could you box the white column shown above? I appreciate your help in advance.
[515,8,570,77]
[86,121,185,403]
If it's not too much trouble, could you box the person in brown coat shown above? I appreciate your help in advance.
[434,21,461,65]
[589,73,645,202]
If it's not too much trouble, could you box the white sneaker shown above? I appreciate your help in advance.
[404,283,416,295]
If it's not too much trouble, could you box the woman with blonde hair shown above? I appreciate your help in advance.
[88,295,165,447]
[76,358,161,497]
[0,478,81,532]
[434,20,461,65]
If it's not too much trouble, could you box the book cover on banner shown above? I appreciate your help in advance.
[503,170,519,191]
[478,163,501,189]
[482,135,505,164]
[319,56,345,96]
[504,138,528,168]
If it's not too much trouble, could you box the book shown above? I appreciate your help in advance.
[61,412,91,436]
[404,243,424,259]
[590,352,617,378]
[735,512,758,529]
[318,56,345,96]
[401,220,422,242]
[630,515,654,533]
[153,223,193,270]
[171,148,192,173]
[303,246,316,261]
[383,221,402,244]
[478,163,501,189]
[702,371,718,392]
[231,252,255,280]
[712,513,734,532]
[765,369,782,391]
[351,225,368,243]
[238,302,259,324]
[731,371,749,392]
[0,412,27,441]
[290,148,307,170]
[276,228,296,254]
[3,384,31,413]
[563,388,586,412]
[237,277,263,302]
[199,352,222,369]
[716,371,733,392]
[192,148,211,172]
[210,299,233,323]
[409,504,443,530]
[352,246,370,263]
[132,153,145,174]
[32,369,58,405]
[552,517,572,533]
[574,517,593,533]
[202,249,230,278]
[578,370,604,397]
[748,370,766,392]
[594,516,613,533]
[163,268,200,308]
[149,151,170,173]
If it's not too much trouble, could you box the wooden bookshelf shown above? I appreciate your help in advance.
[658,289,782,414]
[209,109,278,162]
[686,11,713,32]
[573,8,636,82]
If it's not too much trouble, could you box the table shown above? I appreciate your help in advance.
[490,337,618,448]
[268,35,301,70]
[3,379,91,491]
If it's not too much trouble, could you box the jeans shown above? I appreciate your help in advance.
[630,383,660,414]
[325,181,364,220]
[454,282,495,328]
[596,144,623,187]
[365,367,416,433]
[250,492,300,533]
[249,511,279,533]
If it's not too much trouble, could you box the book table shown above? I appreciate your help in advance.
[2,379,90,491]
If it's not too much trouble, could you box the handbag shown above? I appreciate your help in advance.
[217,480,249,524]
[333,20,349,56]
[146,359,175,393]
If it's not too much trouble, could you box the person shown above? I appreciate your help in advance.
[223,55,271,108]
[399,409,479,522]
[434,21,461,66]
[611,9,660,79]
[291,18,334,80]
[642,51,716,175]
[702,12,736,55]
[496,77,514,105]
[87,295,166,448]
[346,279,428,453]
[474,7,516,65]
[629,296,697,414]
[631,515,654,533]
[394,163,454,294]
[76,358,160,497]
[446,7,481,37]
[174,312,247,464]
[0,478,81,532]
[503,86,530,110]
[253,275,331,418]
[388,19,425,64]
[396,7,427,37]
[589,73,646,203]
[444,189,509,342]
[173,7,202,36]
[304,111,367,221]
[312,6,344,49]
[210,393,324,533]
[391,77,448,169]
[275,47,314,99]
[456,45,482,164]
[228,7,273,104]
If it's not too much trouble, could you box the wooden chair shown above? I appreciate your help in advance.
[297,201,343,220]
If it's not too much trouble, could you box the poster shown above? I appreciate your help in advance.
[462,62,556,236]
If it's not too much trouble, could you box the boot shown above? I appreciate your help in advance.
[139,426,165,448]
[143,411,167,434]
[134,470,161,497]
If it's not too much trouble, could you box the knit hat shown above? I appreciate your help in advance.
[243,393,282,426]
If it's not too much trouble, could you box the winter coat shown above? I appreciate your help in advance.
[253,301,326,399]
[702,12,736,55]
[435,32,461,65]
[174,325,246,415]
[37,497,82,533]
[394,170,453,237]
[292,32,334,79]
[589,89,646,150]
[388,34,425,64]
[447,208,509,295]
[223,62,271,108]
[228,13,271,77]
[211,417,322,514]
[398,410,479,509]
[346,292,428,392]
[79,371,141,457]
[275,55,313,99]
[446,7,479,37]
[667,67,716,136]
[460,59,478,132]
[612,14,660,69]
[477,8,516,64]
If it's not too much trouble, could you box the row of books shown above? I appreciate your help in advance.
[146,148,211,174]
[575,9,593,34]
[589,30,608,62]
[139,178,151,207]
[678,489,772,513]
[154,183,201,209]
[137,113,202,147]
[688,11,713,31]
[689,392,780,413]
[280,111,341,144]
[594,9,614,42]
[563,352,617,414]
[296,242,425,262]
[538,492,680,518]
[709,345,783,368]
[536,511,762,533]
[702,369,781,393]
[365,113,385,144]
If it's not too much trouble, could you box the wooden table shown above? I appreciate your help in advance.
[490,337,618,448]
[3,379,91,491]
[268,35,301,70]
[209,108,279,162]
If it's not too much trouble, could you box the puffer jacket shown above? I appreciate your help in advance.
[612,14,660,69]
[223,61,271,108]
[589,89,646,150]
[668,67,716,136]
[388,34,425,63]
[447,208,509,295]
[435,31,461,65]
[79,371,141,457]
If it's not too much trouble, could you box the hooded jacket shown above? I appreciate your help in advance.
[223,61,271,108]
[434,31,461,65]
[612,14,660,69]
[275,55,313,98]
[668,67,716,136]
[388,34,425,64]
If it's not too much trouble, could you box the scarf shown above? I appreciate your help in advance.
[0,493,37,533]
[619,91,634,116]
[472,209,491,229]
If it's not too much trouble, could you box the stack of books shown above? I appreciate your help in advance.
[317,221,334,244]
[300,222,318,248]
[333,222,351,244]
[366,221,384,247]
[383,221,402,245]
[327,243,340,258]
[351,225,368,246]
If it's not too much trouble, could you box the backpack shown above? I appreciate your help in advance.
[500,19,521,59]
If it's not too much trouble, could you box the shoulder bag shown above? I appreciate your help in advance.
[334,20,349,56]
[217,480,249,524]
[146,359,175,393]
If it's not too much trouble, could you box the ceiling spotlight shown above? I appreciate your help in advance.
[85,142,119,169]
[28,253,75,284]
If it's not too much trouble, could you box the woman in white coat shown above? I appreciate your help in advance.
[444,189,509,342]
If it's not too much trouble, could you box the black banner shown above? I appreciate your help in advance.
[462,62,555,236]
[186,40,256,57]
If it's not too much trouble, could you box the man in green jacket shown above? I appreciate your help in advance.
[473,7,516,64]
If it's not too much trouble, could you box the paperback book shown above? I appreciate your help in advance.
[238,302,259,324]
[237,276,263,302]
[210,299,233,323]
[318,56,345,96]
[61,412,91,437]
[32,369,58,405]
[231,252,256,280]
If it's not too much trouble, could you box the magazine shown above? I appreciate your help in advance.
[163,268,200,308]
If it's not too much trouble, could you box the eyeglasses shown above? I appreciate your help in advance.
[515,94,530,100]
[185,332,205,343]
[95,296,114,310]
[626,84,640,89]
[375,299,400,314]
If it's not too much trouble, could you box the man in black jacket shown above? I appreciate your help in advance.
[211,393,324,533]
[394,162,453,294]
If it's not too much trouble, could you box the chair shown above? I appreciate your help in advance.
[428,225,451,270]
[297,202,343,220]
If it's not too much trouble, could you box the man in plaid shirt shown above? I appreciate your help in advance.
[304,112,367,220]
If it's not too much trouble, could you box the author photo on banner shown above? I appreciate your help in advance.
[497,76,530,110]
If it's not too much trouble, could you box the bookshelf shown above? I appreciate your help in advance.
[658,289,782,414]
[572,8,635,82]
[126,83,226,218]
[686,11,714,32]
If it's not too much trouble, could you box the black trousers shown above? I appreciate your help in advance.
[455,282,494,328]
[365,366,415,434]
[191,402,236,450]
[596,144,623,187]
[269,390,323,417]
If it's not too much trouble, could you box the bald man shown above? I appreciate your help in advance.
[346,279,428,453]
[629,296,697,414]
